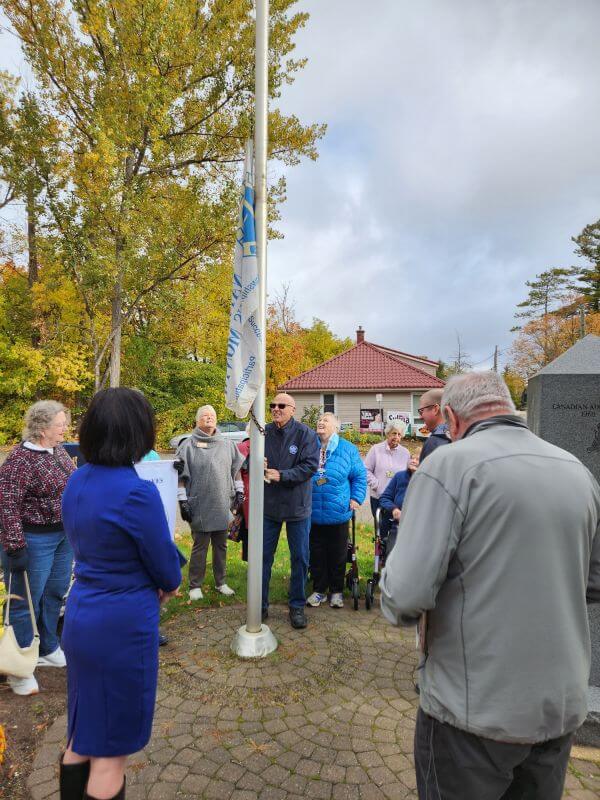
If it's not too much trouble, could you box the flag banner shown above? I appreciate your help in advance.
[225,141,264,418]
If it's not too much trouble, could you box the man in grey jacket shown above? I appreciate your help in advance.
[380,371,600,800]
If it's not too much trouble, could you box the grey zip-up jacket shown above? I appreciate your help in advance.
[380,416,600,743]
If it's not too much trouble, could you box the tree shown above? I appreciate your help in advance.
[2,0,325,387]
[571,220,600,312]
[512,268,572,327]
[447,333,472,376]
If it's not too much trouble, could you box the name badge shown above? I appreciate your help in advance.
[195,441,208,449]
[386,470,394,478]
[316,477,327,486]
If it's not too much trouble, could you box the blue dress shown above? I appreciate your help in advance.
[61,464,182,757]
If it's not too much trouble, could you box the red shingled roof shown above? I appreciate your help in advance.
[280,341,445,391]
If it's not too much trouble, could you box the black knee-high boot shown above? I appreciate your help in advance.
[59,756,90,799]
[84,778,125,800]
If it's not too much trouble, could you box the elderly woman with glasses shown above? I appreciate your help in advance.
[307,413,367,609]
[0,400,75,696]
[364,419,411,528]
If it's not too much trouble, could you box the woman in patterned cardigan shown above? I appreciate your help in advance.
[0,400,75,696]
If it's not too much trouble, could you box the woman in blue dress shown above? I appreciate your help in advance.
[59,388,182,800]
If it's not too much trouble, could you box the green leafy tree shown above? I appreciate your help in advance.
[2,0,325,388]
[571,220,600,312]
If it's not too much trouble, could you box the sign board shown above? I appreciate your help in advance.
[134,459,178,539]
[385,410,413,436]
[360,408,384,432]
[340,422,354,431]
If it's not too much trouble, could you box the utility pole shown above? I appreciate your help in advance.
[493,345,498,373]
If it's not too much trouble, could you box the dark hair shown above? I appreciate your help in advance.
[79,388,156,466]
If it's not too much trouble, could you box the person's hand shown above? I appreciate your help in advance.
[349,499,360,511]
[392,508,401,521]
[158,588,179,604]
[7,546,28,573]
[173,459,185,475]
[408,456,419,473]
[179,500,193,523]
[265,468,280,482]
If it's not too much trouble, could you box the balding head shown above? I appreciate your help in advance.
[419,388,445,433]
[271,392,296,428]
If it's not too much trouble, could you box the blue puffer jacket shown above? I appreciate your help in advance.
[311,435,367,525]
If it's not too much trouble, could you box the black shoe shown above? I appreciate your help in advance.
[158,632,169,647]
[60,754,90,799]
[261,608,269,622]
[289,607,307,629]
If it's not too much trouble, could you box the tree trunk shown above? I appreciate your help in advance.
[109,268,123,387]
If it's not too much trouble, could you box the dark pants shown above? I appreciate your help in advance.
[262,516,310,610]
[1,531,73,657]
[414,708,573,800]
[189,530,227,588]
[309,522,349,594]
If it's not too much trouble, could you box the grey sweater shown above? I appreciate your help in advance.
[177,428,244,532]
[380,416,600,743]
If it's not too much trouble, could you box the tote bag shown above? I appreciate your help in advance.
[0,572,39,678]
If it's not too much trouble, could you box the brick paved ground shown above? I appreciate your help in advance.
[26,605,600,799]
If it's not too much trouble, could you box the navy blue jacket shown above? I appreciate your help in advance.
[419,423,451,463]
[379,470,411,513]
[264,418,320,521]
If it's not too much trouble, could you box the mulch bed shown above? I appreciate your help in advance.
[0,670,67,799]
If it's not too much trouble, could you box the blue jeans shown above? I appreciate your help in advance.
[262,517,310,610]
[1,531,73,656]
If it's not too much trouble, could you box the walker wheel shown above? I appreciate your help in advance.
[365,580,374,610]
[351,579,360,611]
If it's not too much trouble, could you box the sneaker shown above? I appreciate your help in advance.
[306,592,327,607]
[158,632,169,647]
[289,607,307,629]
[216,584,235,596]
[330,593,344,609]
[37,647,66,667]
[8,674,39,695]
[189,588,204,601]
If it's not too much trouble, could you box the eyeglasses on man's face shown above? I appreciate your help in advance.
[417,404,437,416]
[270,403,292,410]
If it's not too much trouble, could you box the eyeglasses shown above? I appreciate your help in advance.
[269,403,292,410]
[417,404,437,416]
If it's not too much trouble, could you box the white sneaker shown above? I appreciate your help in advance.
[189,588,204,601]
[330,593,344,608]
[8,674,39,695]
[216,584,235,596]
[37,647,66,667]
[306,592,327,607]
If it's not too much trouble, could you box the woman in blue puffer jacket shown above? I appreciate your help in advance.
[307,413,367,609]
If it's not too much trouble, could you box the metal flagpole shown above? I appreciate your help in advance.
[232,0,277,658]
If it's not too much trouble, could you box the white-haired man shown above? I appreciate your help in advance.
[380,371,600,800]
[176,405,244,599]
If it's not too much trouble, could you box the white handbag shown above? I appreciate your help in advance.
[0,572,40,678]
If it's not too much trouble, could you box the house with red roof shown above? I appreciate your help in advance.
[279,327,445,434]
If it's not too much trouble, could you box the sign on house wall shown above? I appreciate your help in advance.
[385,410,413,436]
[360,408,384,432]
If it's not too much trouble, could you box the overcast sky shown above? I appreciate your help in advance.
[2,2,600,368]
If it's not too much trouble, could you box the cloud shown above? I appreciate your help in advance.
[269,0,600,366]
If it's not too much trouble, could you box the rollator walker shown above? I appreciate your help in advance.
[365,506,398,610]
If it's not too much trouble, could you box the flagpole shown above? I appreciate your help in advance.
[232,0,276,657]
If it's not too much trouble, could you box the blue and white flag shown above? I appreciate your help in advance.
[225,141,264,418]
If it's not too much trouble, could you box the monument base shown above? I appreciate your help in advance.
[231,623,278,658]
[576,686,600,747]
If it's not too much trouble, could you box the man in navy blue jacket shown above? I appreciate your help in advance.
[263,392,320,628]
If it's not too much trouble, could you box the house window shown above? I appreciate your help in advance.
[323,394,335,414]
[412,393,423,426]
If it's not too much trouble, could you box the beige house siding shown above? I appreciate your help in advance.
[292,391,427,428]
[397,356,437,377]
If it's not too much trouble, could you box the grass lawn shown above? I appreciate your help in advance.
[162,518,378,622]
